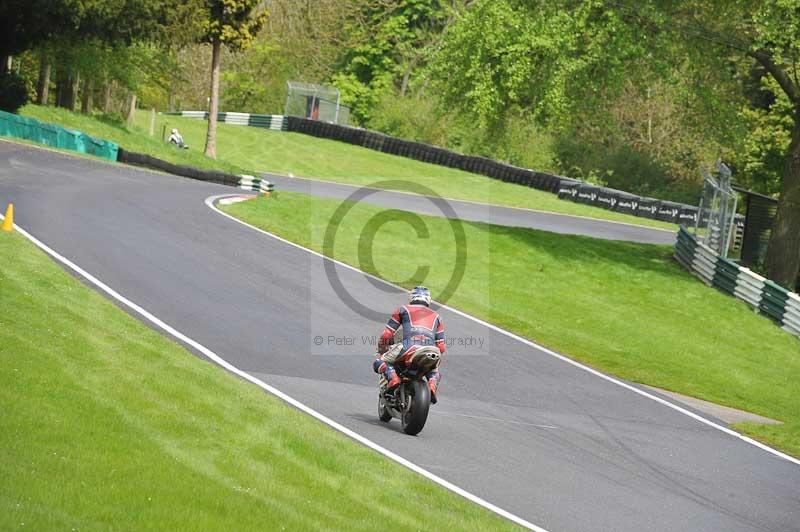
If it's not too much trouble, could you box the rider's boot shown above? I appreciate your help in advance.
[386,368,401,392]
[427,370,440,404]
[375,359,400,394]
[428,379,438,404]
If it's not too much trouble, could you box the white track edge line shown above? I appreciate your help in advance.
[207,194,800,467]
[1,213,546,532]
[265,172,676,234]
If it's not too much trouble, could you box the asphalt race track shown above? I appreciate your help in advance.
[264,173,677,245]
[2,141,798,532]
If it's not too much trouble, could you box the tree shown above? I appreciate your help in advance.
[9,0,201,116]
[200,0,268,159]
[431,0,800,287]
[739,2,800,287]
[0,0,73,74]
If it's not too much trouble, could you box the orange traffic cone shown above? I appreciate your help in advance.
[1,203,13,232]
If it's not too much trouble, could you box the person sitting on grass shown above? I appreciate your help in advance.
[168,128,188,149]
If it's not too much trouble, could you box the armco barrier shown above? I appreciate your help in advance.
[0,110,118,161]
[675,226,800,339]
[163,111,287,132]
[238,174,274,194]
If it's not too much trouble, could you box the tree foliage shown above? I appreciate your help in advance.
[430,0,800,286]
[331,0,456,123]
[7,0,800,284]
[201,0,268,51]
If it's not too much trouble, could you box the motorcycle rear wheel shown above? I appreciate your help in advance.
[401,380,430,435]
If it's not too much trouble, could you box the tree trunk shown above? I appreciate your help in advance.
[204,38,222,160]
[125,92,137,126]
[37,55,51,105]
[764,109,800,289]
[68,71,80,112]
[55,67,71,109]
[55,71,64,108]
[0,55,9,76]
[103,82,113,114]
[80,77,93,114]
[168,88,175,113]
[400,56,420,98]
[400,65,412,98]
[149,107,156,137]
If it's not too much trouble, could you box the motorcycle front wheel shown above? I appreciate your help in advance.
[401,380,431,435]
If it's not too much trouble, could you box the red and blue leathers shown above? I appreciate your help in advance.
[373,303,444,393]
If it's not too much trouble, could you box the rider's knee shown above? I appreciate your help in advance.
[372,358,386,374]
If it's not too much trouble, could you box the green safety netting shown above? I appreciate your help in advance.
[0,110,119,161]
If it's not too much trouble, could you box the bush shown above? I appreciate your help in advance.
[0,73,29,113]
[368,92,451,146]
[449,111,556,172]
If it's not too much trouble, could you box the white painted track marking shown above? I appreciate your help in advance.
[206,194,800,467]
[0,211,547,531]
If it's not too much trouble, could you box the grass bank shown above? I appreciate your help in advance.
[0,230,517,530]
[19,105,247,176]
[223,192,800,457]
[17,105,675,231]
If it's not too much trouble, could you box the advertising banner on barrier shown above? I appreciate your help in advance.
[656,200,682,223]
[678,205,700,226]
[613,193,640,216]
[575,184,601,205]
[635,197,661,219]
[595,187,621,210]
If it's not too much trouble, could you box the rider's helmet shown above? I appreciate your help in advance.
[171,128,178,134]
[409,286,431,306]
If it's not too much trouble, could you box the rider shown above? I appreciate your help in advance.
[372,286,445,403]
[168,128,188,149]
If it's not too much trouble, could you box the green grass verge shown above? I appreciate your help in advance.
[0,230,518,530]
[18,104,675,231]
[223,192,800,458]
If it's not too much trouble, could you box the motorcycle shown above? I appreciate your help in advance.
[377,345,441,435]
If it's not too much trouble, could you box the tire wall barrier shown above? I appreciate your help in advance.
[282,117,737,229]
[116,148,273,194]
[675,226,800,339]
[283,116,576,194]
[166,112,738,231]
[0,109,119,161]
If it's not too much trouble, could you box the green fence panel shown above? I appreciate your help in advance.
[0,109,118,161]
